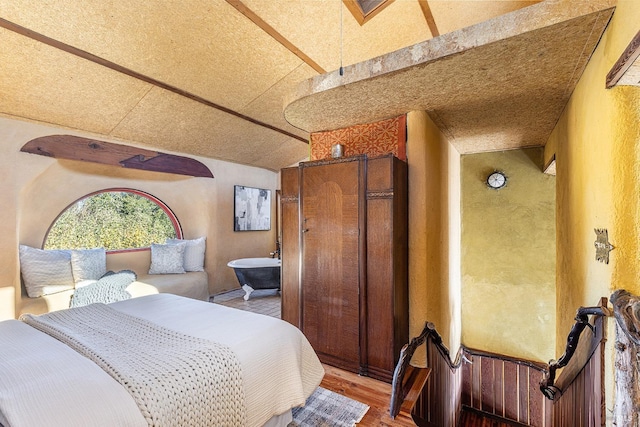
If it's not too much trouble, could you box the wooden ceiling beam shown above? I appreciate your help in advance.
[225,0,326,74]
[417,0,439,37]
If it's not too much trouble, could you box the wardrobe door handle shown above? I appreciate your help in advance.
[302,228,309,233]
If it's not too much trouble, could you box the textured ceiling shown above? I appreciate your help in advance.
[0,0,612,172]
[284,0,617,154]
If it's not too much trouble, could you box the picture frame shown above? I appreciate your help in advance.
[234,185,271,231]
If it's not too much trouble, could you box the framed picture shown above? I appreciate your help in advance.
[234,185,271,231]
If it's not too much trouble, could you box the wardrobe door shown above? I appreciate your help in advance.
[365,155,409,382]
[300,159,363,372]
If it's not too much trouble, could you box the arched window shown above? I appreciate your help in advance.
[44,188,182,252]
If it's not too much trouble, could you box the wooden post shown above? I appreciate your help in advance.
[610,290,640,426]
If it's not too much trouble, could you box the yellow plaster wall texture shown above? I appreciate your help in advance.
[607,1,640,298]
[548,0,640,350]
[611,87,640,289]
[461,149,556,361]
[0,115,278,320]
[407,110,461,357]
[547,2,640,419]
[445,136,462,354]
[0,122,20,320]
[407,111,440,347]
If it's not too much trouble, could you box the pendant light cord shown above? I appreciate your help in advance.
[339,0,344,76]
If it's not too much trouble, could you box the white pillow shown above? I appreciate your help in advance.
[166,237,206,272]
[148,242,187,274]
[71,248,107,284]
[19,245,74,298]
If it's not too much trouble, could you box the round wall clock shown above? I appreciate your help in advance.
[486,171,507,189]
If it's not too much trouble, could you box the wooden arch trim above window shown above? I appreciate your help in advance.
[21,135,214,178]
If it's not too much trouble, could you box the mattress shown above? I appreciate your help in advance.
[0,293,324,427]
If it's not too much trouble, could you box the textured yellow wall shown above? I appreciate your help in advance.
[445,140,462,354]
[461,149,556,361]
[549,0,640,347]
[0,115,278,320]
[547,1,640,419]
[407,111,461,356]
[607,2,640,299]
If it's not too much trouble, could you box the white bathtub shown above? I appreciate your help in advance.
[227,257,281,269]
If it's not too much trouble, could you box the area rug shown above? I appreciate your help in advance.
[289,386,370,427]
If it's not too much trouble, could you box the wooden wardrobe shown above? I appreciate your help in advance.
[280,154,408,382]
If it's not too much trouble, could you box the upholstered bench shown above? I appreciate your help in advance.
[18,238,209,316]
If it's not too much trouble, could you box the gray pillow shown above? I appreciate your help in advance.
[148,242,186,274]
[71,248,107,284]
[19,245,74,298]
[166,237,206,272]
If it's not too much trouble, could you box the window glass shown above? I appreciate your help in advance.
[44,189,181,251]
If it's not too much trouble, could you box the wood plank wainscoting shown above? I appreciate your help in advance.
[405,325,551,427]
[406,300,608,427]
[459,349,550,426]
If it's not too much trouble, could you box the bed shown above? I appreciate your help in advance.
[0,293,324,427]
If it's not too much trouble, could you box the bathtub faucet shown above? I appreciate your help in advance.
[270,240,281,259]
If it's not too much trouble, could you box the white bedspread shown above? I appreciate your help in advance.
[0,320,147,427]
[0,294,324,427]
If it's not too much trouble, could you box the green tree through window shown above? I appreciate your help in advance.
[44,190,180,251]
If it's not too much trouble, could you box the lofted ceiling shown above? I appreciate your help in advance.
[284,0,617,153]
[0,1,617,172]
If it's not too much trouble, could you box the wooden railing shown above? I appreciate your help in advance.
[392,323,548,426]
[389,325,432,423]
[393,298,610,427]
[540,298,609,401]
[538,298,609,427]
[413,323,463,427]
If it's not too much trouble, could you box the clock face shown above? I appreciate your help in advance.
[487,172,506,189]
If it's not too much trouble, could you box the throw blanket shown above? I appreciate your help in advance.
[21,304,247,427]
[70,270,136,308]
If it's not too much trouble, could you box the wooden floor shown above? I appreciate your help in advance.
[320,364,417,426]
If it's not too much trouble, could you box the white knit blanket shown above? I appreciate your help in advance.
[70,270,136,308]
[21,304,247,427]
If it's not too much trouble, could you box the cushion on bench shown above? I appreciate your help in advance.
[18,271,209,316]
